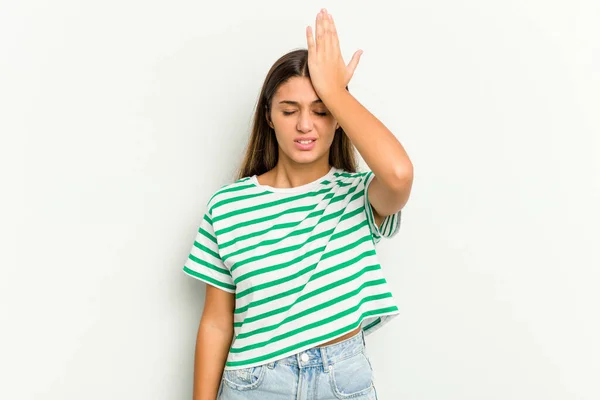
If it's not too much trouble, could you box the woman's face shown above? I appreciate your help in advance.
[267,76,338,165]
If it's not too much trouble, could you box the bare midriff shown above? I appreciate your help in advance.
[315,325,362,347]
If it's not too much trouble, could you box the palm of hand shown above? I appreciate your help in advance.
[306,9,363,99]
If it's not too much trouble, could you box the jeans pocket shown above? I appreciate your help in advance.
[328,352,374,399]
[222,364,266,391]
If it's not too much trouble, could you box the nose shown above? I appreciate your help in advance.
[296,110,314,133]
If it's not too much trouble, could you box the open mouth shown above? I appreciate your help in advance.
[294,138,317,150]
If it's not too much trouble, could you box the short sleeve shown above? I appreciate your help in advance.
[182,210,236,293]
[362,171,402,245]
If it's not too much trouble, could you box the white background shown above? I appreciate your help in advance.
[1,0,598,399]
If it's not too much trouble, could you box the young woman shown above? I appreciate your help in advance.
[183,8,414,400]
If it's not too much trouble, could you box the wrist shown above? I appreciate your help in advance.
[320,87,350,106]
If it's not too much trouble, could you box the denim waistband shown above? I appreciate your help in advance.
[273,329,366,371]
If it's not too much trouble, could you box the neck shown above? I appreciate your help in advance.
[268,160,332,189]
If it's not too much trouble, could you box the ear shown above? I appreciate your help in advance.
[265,105,274,128]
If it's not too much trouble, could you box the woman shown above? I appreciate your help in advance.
[183,8,414,400]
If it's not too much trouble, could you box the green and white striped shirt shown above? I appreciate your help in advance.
[183,166,402,370]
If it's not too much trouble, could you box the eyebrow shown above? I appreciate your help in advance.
[278,100,323,105]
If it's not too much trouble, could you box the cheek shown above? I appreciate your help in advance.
[325,117,338,132]
[321,118,338,135]
[272,115,295,130]
[315,117,336,130]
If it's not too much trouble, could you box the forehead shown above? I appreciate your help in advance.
[273,76,321,104]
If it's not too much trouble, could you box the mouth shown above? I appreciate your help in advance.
[294,138,317,151]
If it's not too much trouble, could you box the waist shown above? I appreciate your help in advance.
[274,328,366,369]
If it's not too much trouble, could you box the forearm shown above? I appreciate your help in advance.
[193,320,233,400]
[324,90,413,188]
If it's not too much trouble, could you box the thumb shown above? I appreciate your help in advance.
[347,50,363,76]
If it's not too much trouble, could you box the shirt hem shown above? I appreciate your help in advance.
[223,309,401,370]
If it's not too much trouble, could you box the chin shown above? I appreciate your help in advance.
[285,151,323,165]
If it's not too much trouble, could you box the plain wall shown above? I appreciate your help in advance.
[1,0,598,399]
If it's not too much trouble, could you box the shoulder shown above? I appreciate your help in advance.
[205,176,255,216]
[333,168,371,186]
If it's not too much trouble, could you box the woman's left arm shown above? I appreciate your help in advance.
[306,9,414,219]
[324,90,414,218]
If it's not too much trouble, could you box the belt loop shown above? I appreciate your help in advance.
[320,346,329,373]
[361,328,366,347]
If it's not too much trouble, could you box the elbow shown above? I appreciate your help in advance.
[392,162,414,192]
[388,163,413,211]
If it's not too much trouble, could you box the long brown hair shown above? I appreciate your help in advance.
[235,48,358,181]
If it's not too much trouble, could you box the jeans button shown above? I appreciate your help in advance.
[301,353,309,362]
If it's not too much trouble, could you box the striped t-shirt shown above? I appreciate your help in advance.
[182,166,402,370]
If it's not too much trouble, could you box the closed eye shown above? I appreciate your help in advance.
[282,111,328,116]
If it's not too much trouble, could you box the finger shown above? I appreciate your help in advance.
[347,50,363,73]
[315,11,323,52]
[321,11,330,52]
[329,13,339,49]
[306,26,315,56]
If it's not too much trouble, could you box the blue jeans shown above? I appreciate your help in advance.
[217,329,378,399]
